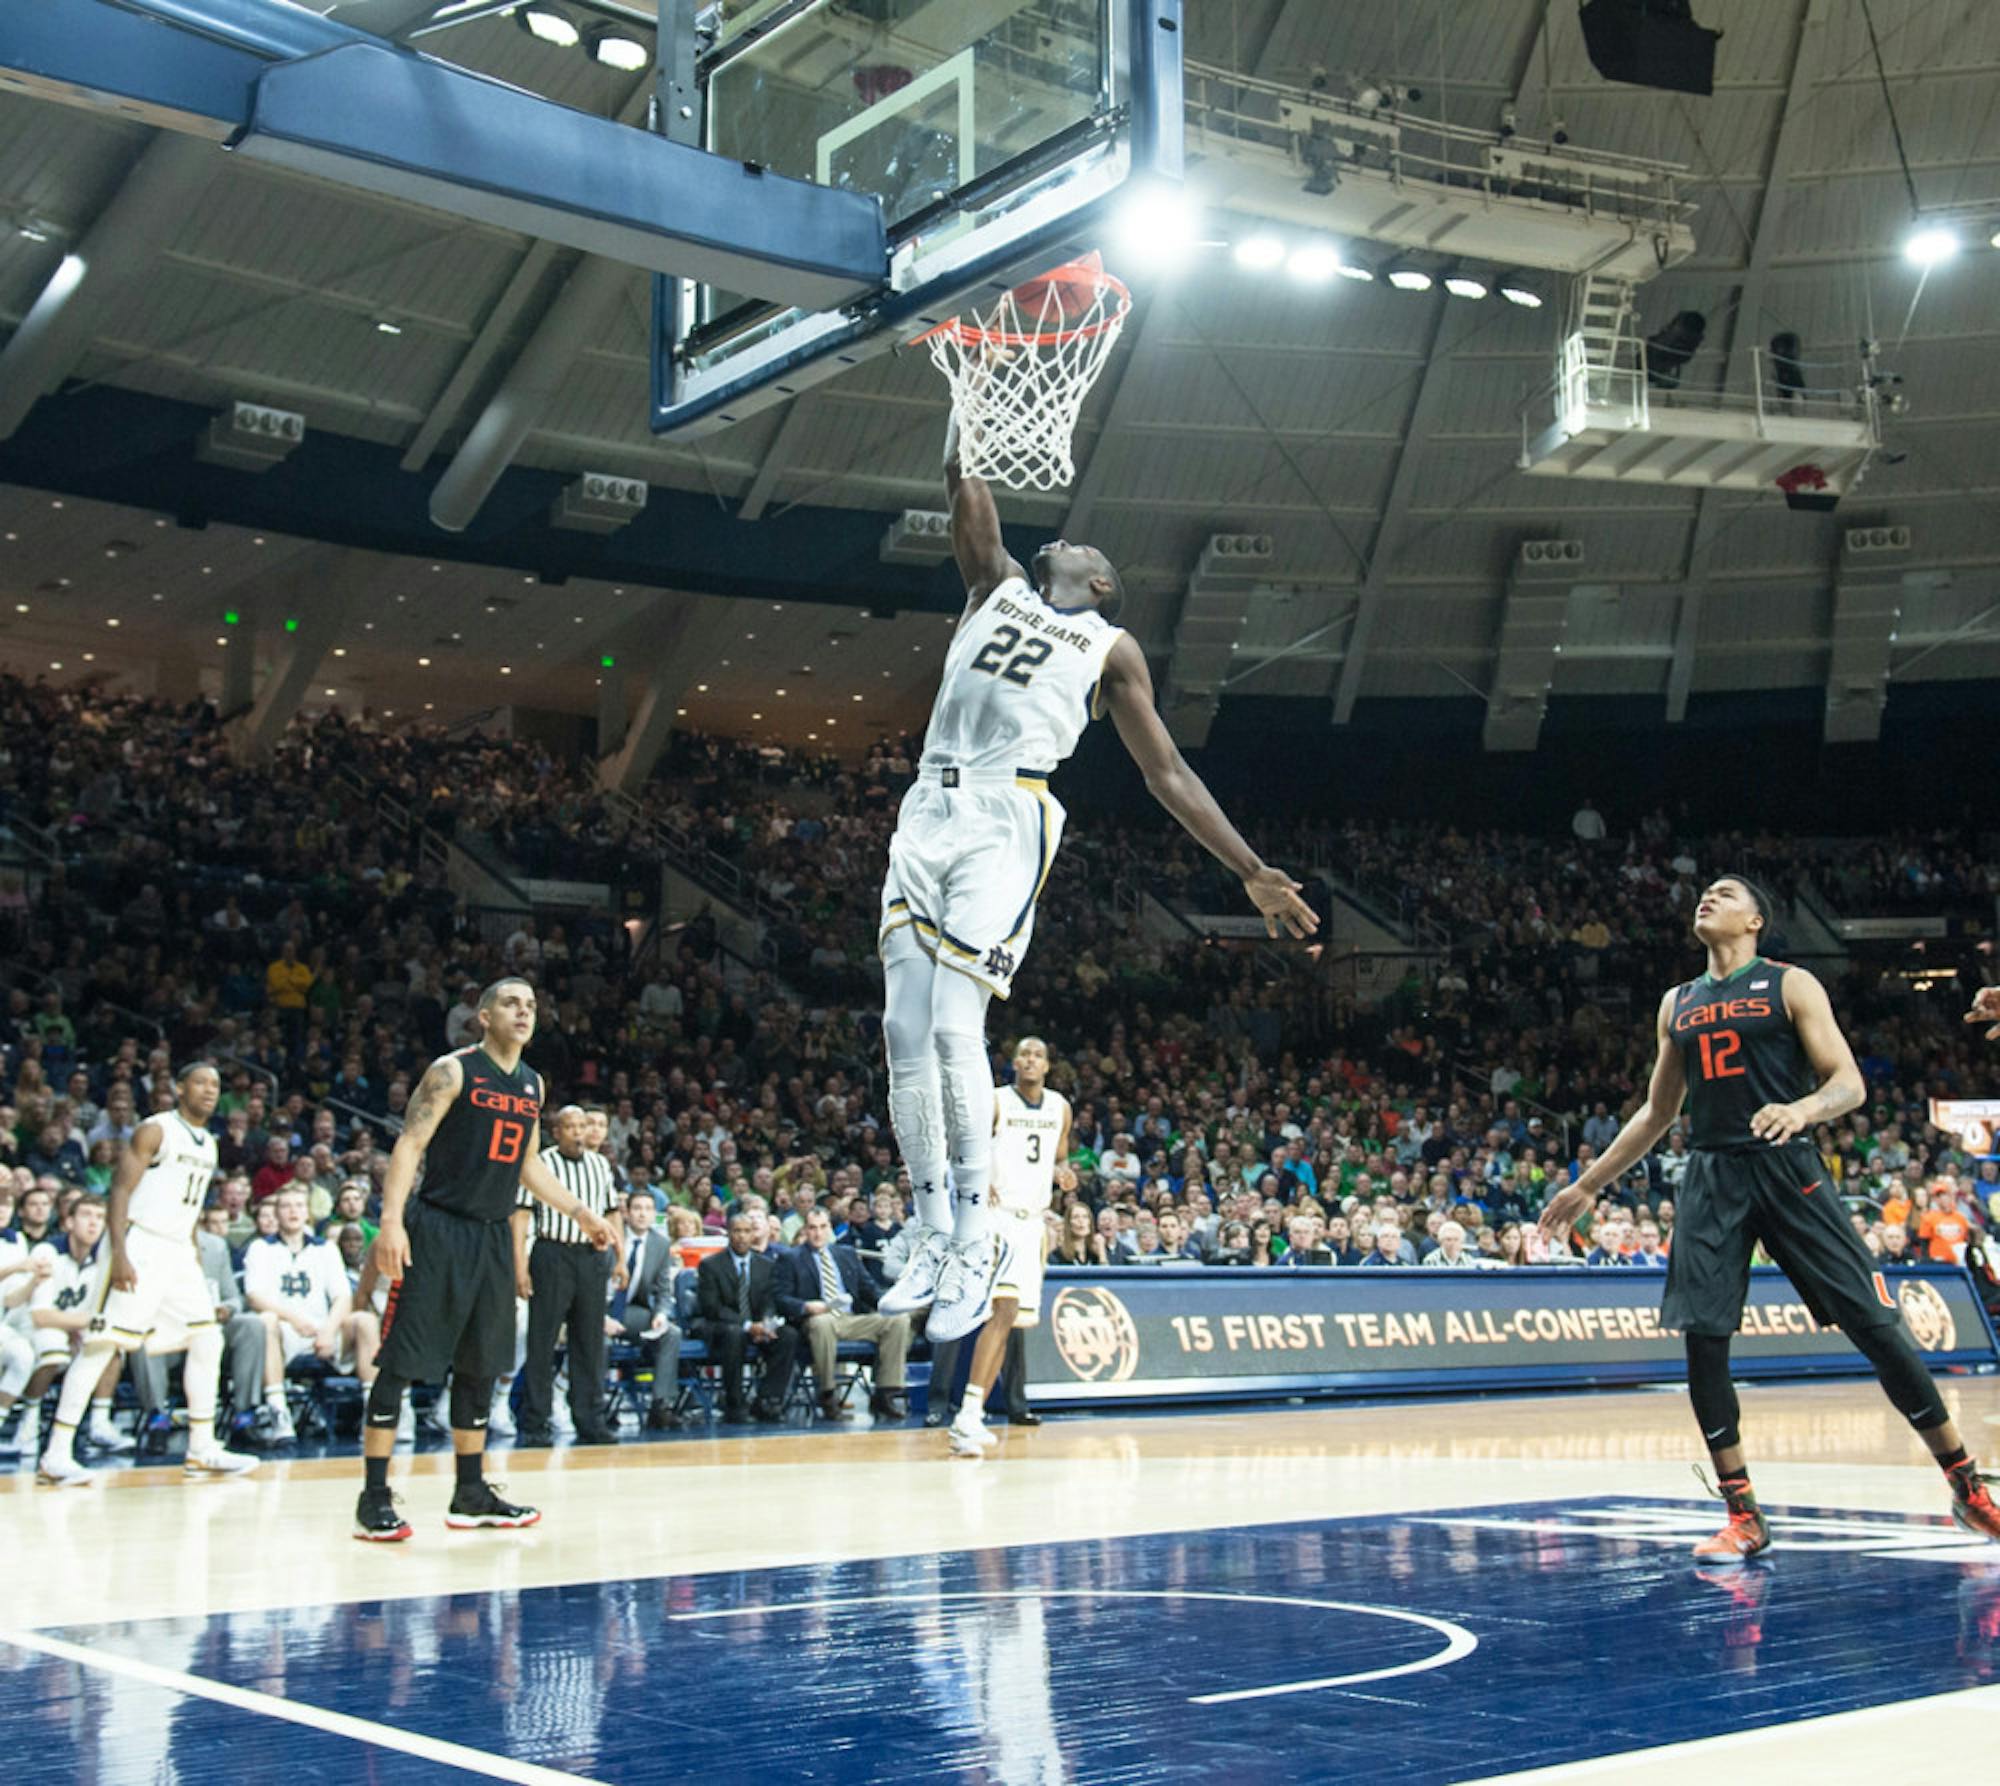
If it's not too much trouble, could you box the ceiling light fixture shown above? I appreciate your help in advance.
[1335,260,1375,282]
[1387,267,1434,292]
[1443,274,1489,300]
[1903,224,1959,267]
[1232,235,1286,272]
[587,26,649,71]
[1498,280,1544,308]
[516,4,579,49]
[375,319,403,335]
[1286,241,1341,284]
[1113,181,1204,271]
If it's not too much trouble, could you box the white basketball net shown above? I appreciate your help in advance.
[926,271,1131,492]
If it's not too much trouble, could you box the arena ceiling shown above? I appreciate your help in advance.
[1,0,1999,744]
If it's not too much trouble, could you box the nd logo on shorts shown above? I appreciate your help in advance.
[1049,1286,1140,1383]
[1897,1279,1956,1353]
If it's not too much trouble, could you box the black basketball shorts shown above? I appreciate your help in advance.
[1662,1142,1901,1338]
[377,1200,518,1380]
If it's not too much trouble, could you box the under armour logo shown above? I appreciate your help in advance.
[984,945,1017,979]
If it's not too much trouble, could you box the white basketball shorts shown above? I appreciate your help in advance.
[993,1206,1049,1323]
[95,1226,216,1355]
[878,770,1064,1001]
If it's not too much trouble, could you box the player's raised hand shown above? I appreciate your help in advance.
[1244,866,1319,940]
[1750,1101,1807,1146]
[1966,984,2000,1040]
[1538,1182,1591,1241]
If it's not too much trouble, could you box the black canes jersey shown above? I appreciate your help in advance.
[1669,959,1815,1152]
[420,1047,544,1222]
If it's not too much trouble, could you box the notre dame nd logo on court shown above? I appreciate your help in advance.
[1049,1286,1140,1383]
[1897,1279,1956,1353]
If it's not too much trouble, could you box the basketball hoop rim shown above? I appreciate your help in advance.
[913,269,1133,351]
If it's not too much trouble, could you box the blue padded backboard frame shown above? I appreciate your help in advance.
[650,0,1183,438]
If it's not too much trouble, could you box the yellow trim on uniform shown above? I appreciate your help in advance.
[1013,772,1049,788]
[1002,788,1056,947]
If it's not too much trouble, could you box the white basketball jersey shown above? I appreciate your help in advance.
[127,1112,219,1240]
[924,579,1122,774]
[993,1085,1068,1212]
[31,1238,104,1320]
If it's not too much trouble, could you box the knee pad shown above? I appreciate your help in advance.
[450,1373,495,1430]
[366,1372,409,1428]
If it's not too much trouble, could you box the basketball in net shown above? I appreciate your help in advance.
[918,252,1131,492]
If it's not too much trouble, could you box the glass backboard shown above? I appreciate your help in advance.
[651,0,1181,437]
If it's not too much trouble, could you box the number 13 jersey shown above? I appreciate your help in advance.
[923,579,1123,776]
[420,1047,544,1222]
[1669,959,1813,1152]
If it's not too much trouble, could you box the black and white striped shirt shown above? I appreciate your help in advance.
[520,1145,619,1244]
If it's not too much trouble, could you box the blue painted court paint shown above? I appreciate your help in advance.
[7,1498,1998,1784]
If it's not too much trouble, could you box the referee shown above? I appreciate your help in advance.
[515,1105,623,1445]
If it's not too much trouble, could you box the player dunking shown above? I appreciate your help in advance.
[356,978,612,1542]
[948,1037,1073,1458]
[38,1061,257,1485]
[1540,876,2000,1557]
[879,420,1317,1341]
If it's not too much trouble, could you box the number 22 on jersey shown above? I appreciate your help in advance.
[970,624,1053,687]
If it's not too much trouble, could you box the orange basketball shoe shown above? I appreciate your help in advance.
[1948,1463,2000,1544]
[1692,1471,1771,1564]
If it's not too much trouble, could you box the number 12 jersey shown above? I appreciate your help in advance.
[1669,959,1813,1152]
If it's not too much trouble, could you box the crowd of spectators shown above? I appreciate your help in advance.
[2,672,1998,1442]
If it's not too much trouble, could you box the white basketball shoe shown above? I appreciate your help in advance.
[185,1445,260,1478]
[926,1232,1012,1344]
[880,1223,952,1316]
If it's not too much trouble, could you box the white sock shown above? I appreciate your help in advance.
[952,1398,985,1430]
[43,1419,76,1464]
[90,1397,111,1426]
[265,1385,287,1408]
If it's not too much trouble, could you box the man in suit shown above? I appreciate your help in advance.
[609,1189,684,1429]
[777,1207,910,1422]
[128,1224,273,1441]
[694,1208,799,1423]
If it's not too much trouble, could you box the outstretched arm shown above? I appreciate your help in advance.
[945,413,1024,615]
[1099,634,1317,940]
[1539,992,1686,1236]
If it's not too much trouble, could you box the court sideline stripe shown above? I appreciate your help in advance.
[0,1627,599,1786]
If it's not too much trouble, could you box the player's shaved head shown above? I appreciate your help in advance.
[479,976,535,1011]
[1092,550,1124,622]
